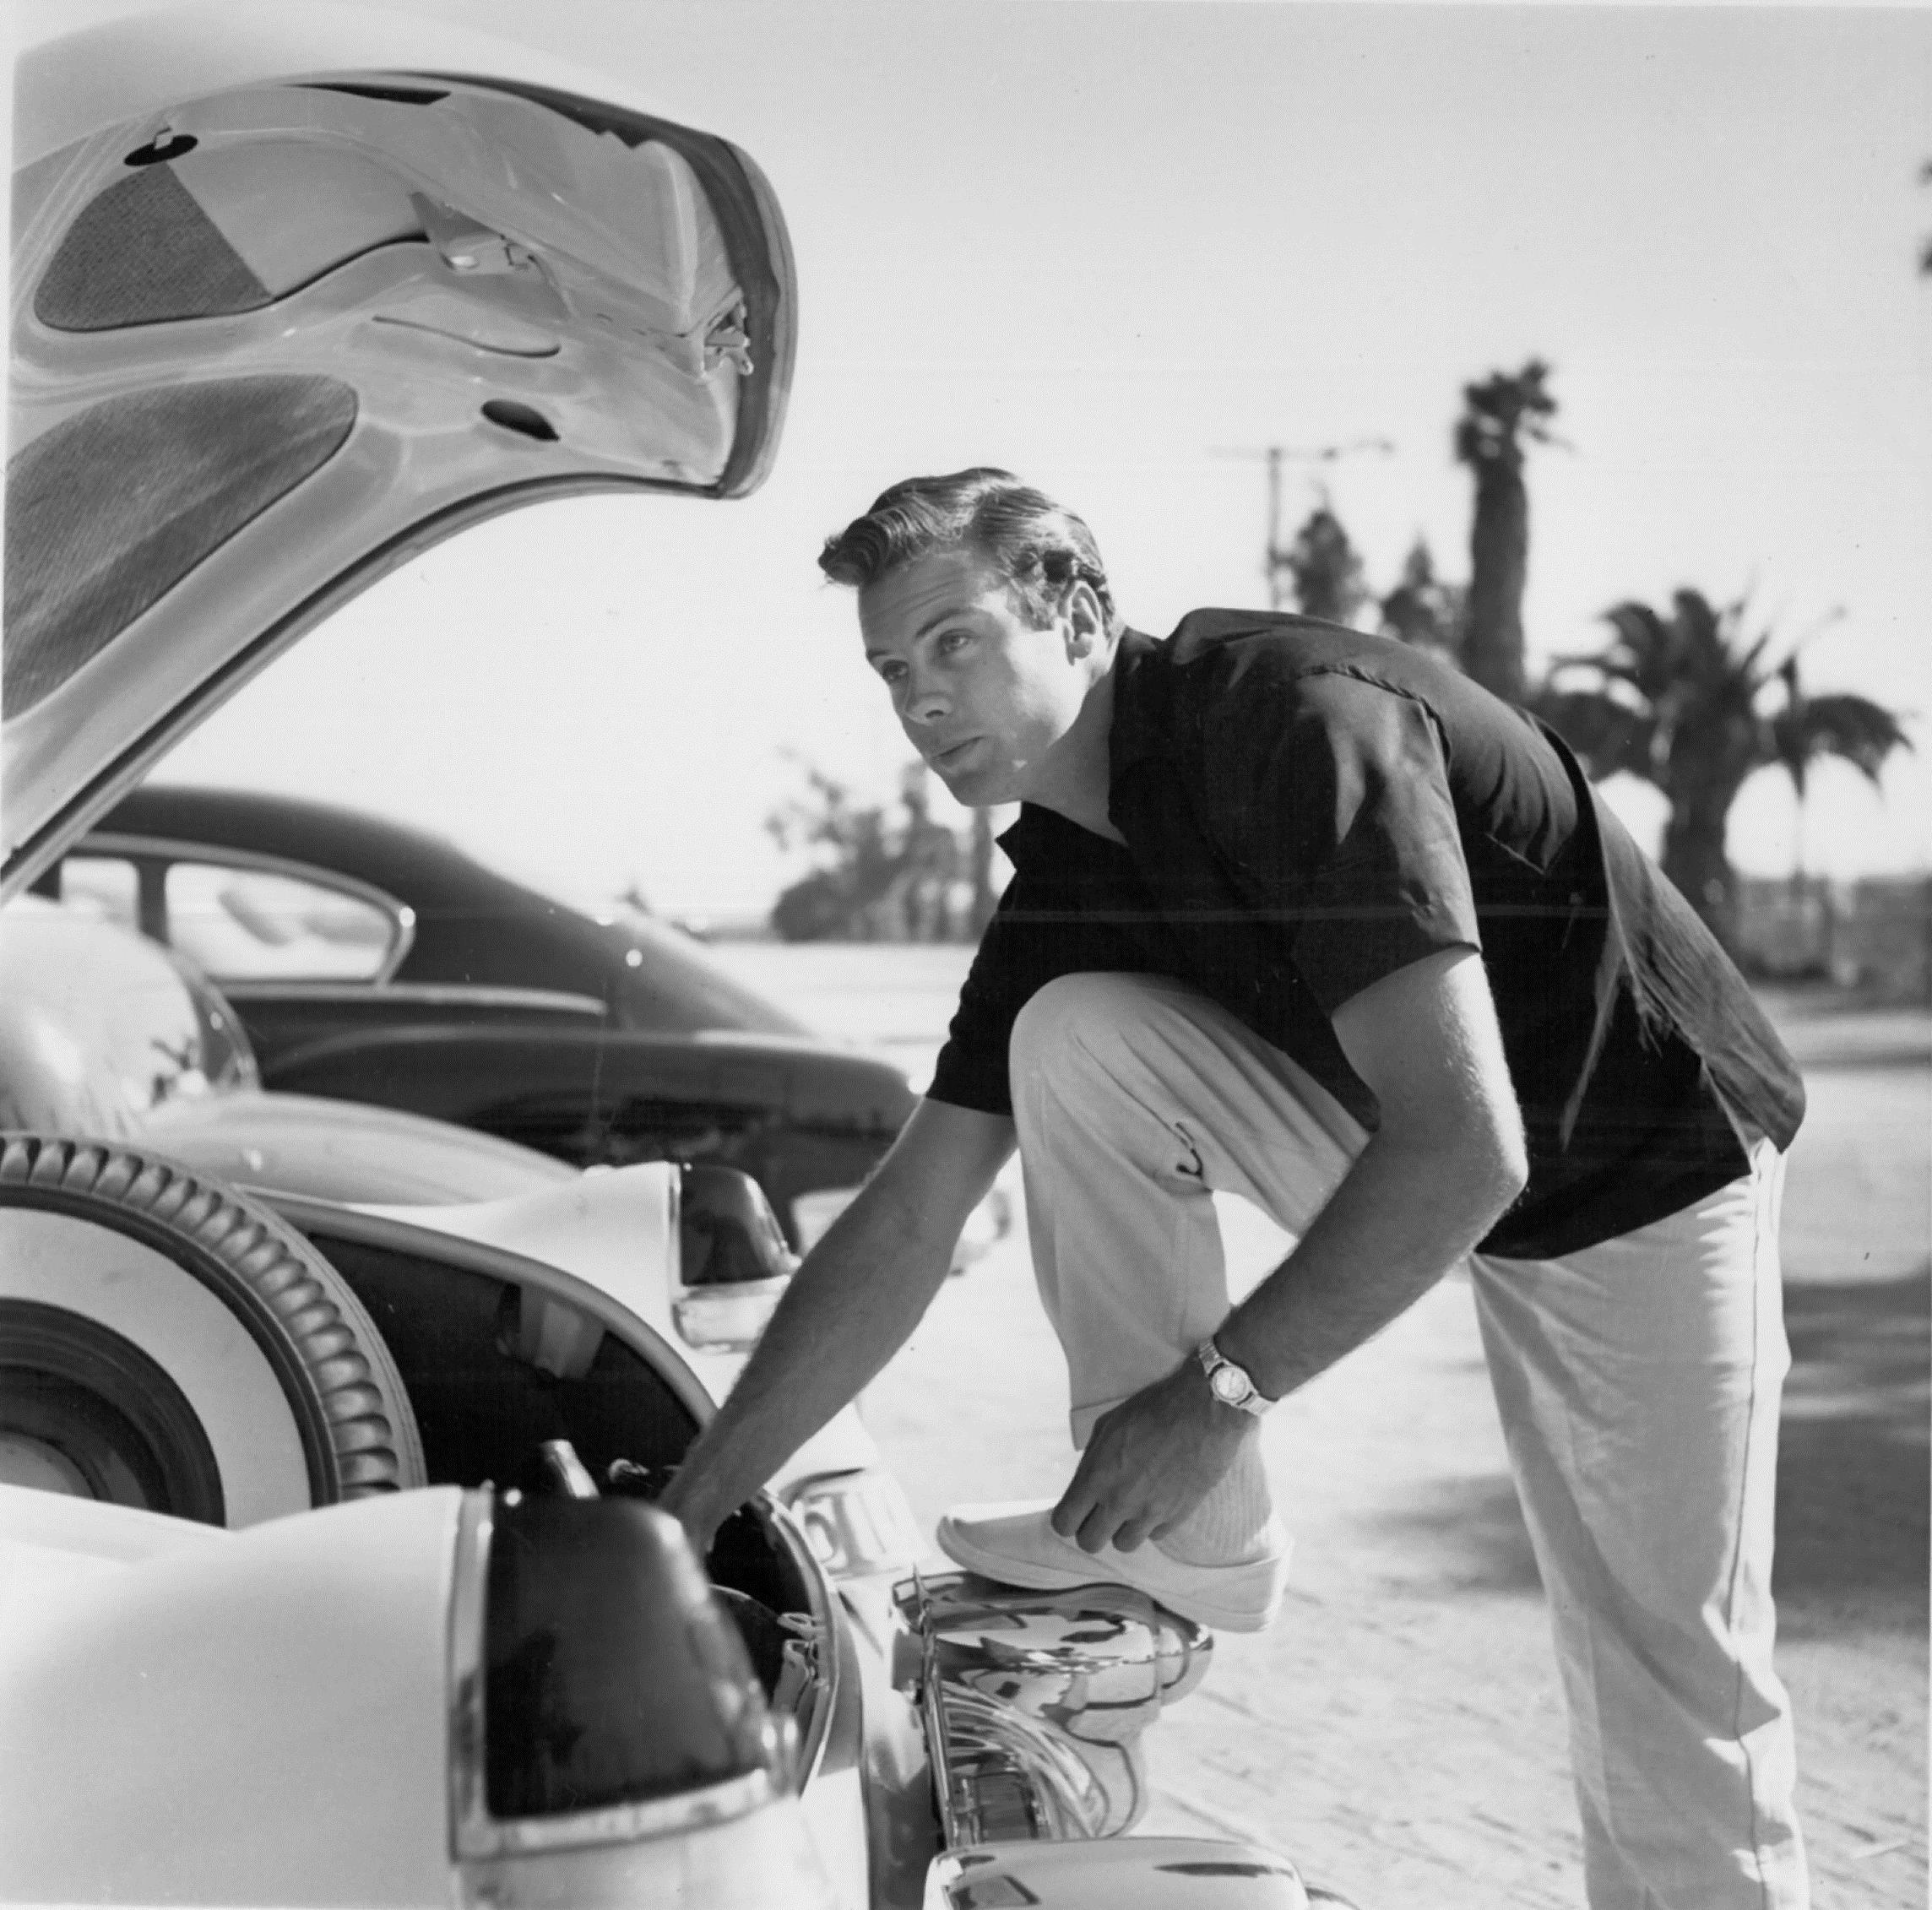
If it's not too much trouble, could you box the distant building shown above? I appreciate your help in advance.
[1734,876,1932,1001]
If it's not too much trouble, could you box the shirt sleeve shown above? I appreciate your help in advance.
[925,879,1049,1115]
[1202,665,1481,1012]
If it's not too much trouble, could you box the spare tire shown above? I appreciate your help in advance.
[0,1134,424,1526]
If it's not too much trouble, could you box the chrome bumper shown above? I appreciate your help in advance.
[893,1571,1213,1845]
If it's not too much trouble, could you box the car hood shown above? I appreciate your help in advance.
[3,4,795,900]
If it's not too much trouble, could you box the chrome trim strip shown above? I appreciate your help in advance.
[217,980,607,1017]
[667,1157,682,1289]
[72,830,418,982]
[757,1492,839,1792]
[909,1565,964,1845]
[463,1768,780,1857]
[447,1489,494,1853]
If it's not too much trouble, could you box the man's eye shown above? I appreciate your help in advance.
[937,630,972,654]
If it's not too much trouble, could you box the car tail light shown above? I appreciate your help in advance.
[672,1164,797,1352]
[448,1492,838,1906]
[475,1493,780,1824]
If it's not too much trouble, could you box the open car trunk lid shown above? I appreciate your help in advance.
[4,6,795,901]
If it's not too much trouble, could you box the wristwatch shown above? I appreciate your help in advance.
[1195,1337,1273,1417]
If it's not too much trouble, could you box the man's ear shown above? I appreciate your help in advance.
[1062,579,1105,657]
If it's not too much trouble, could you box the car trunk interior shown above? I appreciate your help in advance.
[293,1221,823,1706]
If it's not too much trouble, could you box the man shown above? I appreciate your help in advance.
[663,469,1808,1909]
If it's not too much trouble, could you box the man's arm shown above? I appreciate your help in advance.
[659,1097,1015,1552]
[1051,945,1528,1554]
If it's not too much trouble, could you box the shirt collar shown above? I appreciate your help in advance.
[1107,627,1169,779]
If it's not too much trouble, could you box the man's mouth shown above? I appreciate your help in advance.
[929,737,980,769]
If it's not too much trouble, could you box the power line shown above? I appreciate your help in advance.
[1210,438,1396,608]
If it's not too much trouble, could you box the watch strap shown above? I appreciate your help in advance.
[1195,1337,1272,1417]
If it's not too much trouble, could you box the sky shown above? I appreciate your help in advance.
[10,0,1932,921]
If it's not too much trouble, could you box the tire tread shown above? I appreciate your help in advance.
[0,1132,424,1505]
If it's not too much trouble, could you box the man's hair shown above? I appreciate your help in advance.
[817,467,1119,632]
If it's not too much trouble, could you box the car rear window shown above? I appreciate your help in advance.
[3,375,356,715]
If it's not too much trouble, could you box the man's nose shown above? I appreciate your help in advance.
[898,671,949,725]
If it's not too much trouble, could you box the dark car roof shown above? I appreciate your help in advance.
[96,784,814,1040]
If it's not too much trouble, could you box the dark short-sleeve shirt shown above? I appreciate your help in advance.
[927,612,1805,1259]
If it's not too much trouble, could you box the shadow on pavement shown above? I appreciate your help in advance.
[1360,1473,1544,1597]
[1355,1266,1929,1618]
[1775,1266,1930,1630]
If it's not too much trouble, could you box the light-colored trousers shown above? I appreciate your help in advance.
[1009,971,1808,1910]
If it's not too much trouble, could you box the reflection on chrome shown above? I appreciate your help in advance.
[896,1571,1214,1844]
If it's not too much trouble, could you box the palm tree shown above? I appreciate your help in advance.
[1281,502,1370,627]
[1455,360,1560,703]
[1378,536,1466,664]
[1534,589,1913,948]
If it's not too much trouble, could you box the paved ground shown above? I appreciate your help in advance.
[716,947,1929,1908]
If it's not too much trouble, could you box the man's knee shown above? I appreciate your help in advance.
[1009,972,1185,1087]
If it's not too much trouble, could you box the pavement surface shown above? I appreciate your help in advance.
[715,947,1929,1909]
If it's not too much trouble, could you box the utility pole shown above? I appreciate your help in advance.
[1213,437,1395,610]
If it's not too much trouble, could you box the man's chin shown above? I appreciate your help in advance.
[933,762,1010,808]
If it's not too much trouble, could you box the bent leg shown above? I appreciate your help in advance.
[1469,1140,1808,1910]
[1008,971,1368,1445]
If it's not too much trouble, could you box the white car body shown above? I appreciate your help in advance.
[0,1484,844,1910]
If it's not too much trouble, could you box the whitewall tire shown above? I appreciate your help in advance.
[0,1135,423,1525]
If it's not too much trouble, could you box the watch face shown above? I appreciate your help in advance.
[1210,1364,1249,1404]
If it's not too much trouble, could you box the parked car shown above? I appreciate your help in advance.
[0,892,583,1207]
[0,9,1345,1908]
[42,782,923,1247]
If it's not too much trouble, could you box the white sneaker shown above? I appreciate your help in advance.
[936,1499,1289,1633]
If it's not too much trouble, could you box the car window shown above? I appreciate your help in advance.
[57,854,139,932]
[165,861,399,981]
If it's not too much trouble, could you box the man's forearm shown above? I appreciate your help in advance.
[659,1174,955,1545]
[1216,1121,1522,1402]
[1210,947,1528,1403]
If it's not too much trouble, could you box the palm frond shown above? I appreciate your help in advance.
[1597,601,1680,696]
[1530,685,1654,782]
[1774,696,1916,784]
[1734,626,1778,686]
[1552,656,1648,693]
[1671,590,1739,689]
[1553,586,1910,824]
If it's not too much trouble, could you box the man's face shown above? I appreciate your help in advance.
[858,548,1091,807]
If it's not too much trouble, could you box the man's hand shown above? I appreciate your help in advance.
[658,1099,1016,1560]
[1050,1354,1252,1554]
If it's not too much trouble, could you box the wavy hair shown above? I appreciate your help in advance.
[817,468,1118,632]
